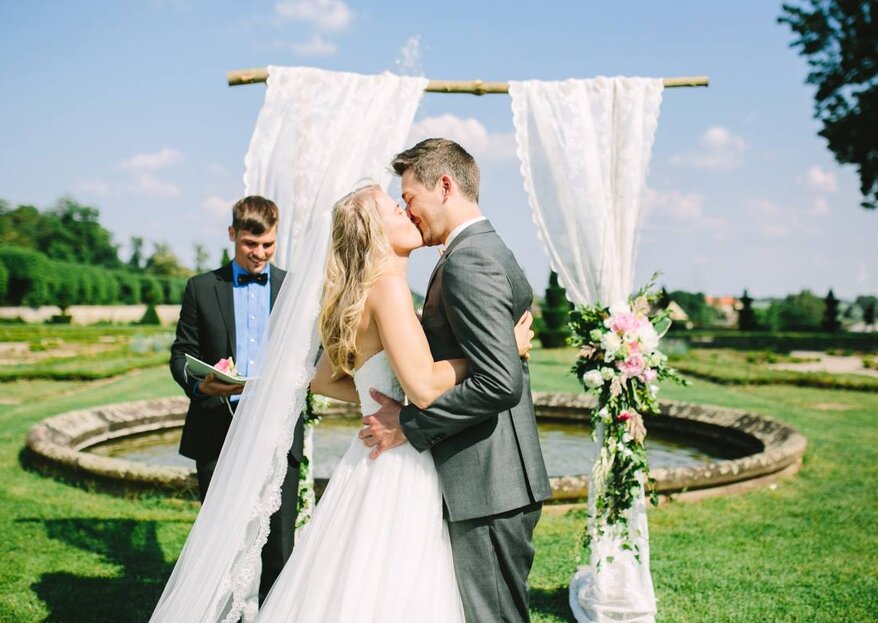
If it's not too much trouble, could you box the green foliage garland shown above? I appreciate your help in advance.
[569,277,688,559]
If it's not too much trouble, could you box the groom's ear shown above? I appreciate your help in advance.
[228,226,236,242]
[439,175,453,202]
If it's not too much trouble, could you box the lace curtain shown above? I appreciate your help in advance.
[150,67,427,623]
[509,77,663,623]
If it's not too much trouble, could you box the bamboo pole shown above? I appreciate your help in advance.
[227,68,709,92]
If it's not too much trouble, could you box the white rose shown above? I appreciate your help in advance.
[601,331,622,354]
[637,322,659,352]
[609,301,631,317]
[582,369,604,389]
[601,367,615,380]
[622,330,637,343]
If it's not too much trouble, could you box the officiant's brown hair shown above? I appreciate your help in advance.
[231,195,279,235]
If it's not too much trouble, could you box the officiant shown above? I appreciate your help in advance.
[169,194,302,604]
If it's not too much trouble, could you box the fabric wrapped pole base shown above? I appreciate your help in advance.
[568,483,656,623]
[569,565,656,623]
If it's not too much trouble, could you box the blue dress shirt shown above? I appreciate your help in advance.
[230,260,271,401]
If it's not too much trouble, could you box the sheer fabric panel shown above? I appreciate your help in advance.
[509,76,663,623]
[150,67,427,623]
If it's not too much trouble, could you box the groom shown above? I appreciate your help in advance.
[169,195,303,605]
[361,138,552,622]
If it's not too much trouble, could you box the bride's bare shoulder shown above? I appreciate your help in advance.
[367,274,414,315]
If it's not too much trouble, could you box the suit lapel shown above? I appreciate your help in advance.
[269,264,283,310]
[214,264,236,358]
[424,219,495,298]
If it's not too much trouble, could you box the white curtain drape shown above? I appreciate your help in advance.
[151,66,427,623]
[509,77,663,623]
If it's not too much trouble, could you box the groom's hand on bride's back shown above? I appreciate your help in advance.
[360,389,406,459]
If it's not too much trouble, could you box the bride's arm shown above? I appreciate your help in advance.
[369,275,462,409]
[310,352,360,403]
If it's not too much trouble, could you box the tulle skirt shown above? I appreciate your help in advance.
[255,435,464,622]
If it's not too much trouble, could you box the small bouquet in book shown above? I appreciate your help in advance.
[184,353,248,385]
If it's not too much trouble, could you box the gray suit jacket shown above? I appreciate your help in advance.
[400,220,552,522]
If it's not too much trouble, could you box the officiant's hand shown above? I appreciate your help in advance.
[360,388,406,459]
[198,373,244,397]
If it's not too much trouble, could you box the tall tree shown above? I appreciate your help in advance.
[864,300,877,329]
[128,236,144,270]
[822,289,842,331]
[47,198,121,267]
[775,289,826,331]
[738,289,758,331]
[145,243,191,278]
[0,198,121,266]
[194,243,210,273]
[779,1,878,209]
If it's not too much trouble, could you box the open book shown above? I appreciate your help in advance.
[184,353,249,385]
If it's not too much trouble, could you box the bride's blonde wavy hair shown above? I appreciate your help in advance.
[319,184,390,376]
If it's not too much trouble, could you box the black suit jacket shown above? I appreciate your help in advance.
[170,263,304,462]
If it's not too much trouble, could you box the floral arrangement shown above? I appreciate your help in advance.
[213,356,240,378]
[569,278,687,559]
[296,389,325,528]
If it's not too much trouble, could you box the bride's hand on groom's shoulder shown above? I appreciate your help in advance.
[515,311,535,360]
[359,389,406,460]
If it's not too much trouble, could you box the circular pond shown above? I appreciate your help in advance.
[25,393,807,503]
[86,417,718,479]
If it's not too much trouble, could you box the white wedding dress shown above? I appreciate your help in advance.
[254,350,465,622]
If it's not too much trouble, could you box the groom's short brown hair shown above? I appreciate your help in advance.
[391,138,480,203]
[231,195,279,235]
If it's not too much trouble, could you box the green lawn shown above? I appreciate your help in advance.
[1,347,876,622]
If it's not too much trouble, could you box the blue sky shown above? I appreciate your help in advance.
[1,1,874,299]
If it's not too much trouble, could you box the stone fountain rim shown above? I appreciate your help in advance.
[24,393,807,502]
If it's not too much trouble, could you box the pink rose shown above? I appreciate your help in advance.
[611,312,640,335]
[214,358,230,373]
[617,410,633,422]
[618,351,645,377]
[641,368,658,383]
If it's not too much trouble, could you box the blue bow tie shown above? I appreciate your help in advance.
[237,272,268,286]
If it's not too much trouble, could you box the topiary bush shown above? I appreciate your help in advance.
[538,271,572,349]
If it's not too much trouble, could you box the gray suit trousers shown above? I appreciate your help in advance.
[447,501,543,622]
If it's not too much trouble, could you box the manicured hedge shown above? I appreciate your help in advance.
[680,329,878,353]
[0,246,187,307]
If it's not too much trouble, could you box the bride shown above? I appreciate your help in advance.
[253,184,533,622]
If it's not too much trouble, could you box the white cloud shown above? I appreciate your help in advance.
[745,199,822,239]
[805,165,837,193]
[290,34,337,56]
[670,126,748,170]
[207,163,230,178]
[407,115,516,161]
[645,188,729,239]
[275,0,352,31]
[118,148,183,172]
[202,195,235,219]
[128,173,181,198]
[811,196,831,216]
[76,180,109,196]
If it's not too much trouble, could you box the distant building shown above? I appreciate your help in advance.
[705,295,740,327]
[666,301,693,330]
